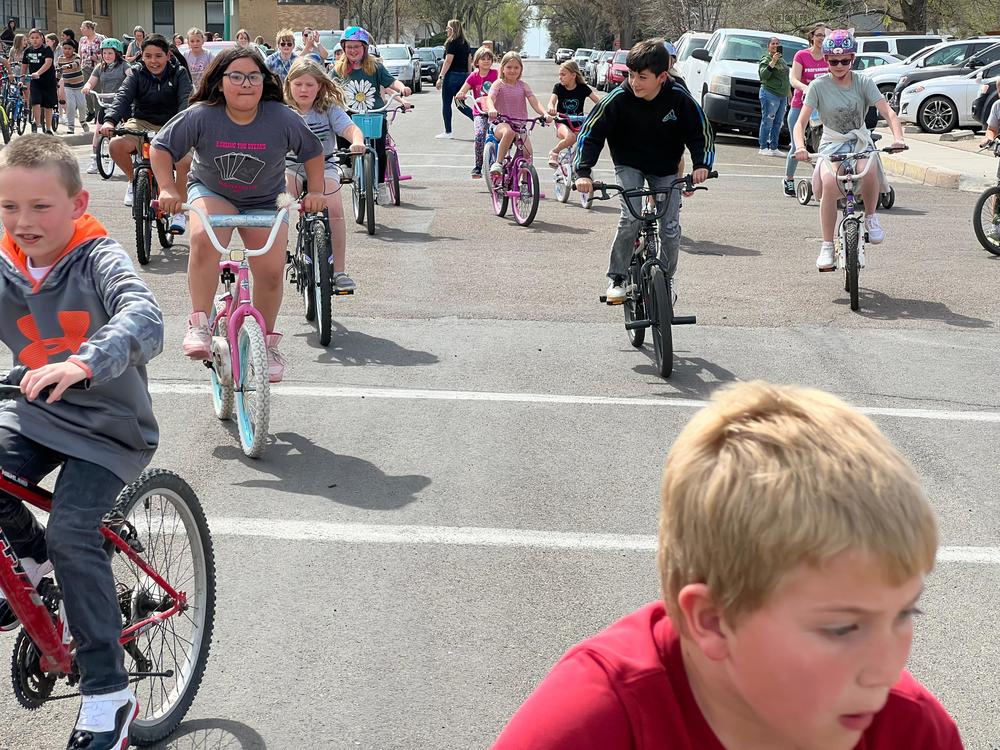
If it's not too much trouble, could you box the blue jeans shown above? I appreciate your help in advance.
[608,165,681,279]
[785,105,802,179]
[758,88,787,151]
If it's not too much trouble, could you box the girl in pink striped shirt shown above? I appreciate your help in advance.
[487,52,550,176]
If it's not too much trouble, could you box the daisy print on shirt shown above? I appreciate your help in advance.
[344,79,376,112]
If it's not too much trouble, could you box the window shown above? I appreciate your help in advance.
[864,40,889,52]
[205,0,223,37]
[73,0,81,11]
[0,0,46,29]
[895,37,939,57]
[923,44,971,67]
[152,0,174,36]
[99,0,108,15]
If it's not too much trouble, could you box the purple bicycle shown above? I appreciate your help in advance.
[485,115,547,226]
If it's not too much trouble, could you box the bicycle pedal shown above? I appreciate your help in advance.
[817,266,837,273]
[333,289,355,296]
[599,295,607,303]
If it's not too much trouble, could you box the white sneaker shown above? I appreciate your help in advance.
[169,212,187,235]
[606,277,626,304]
[0,557,54,632]
[770,148,784,157]
[816,241,836,271]
[86,156,99,174]
[67,688,138,749]
[865,214,885,244]
[81,122,89,132]
[435,131,454,139]
[123,182,134,207]
[376,183,390,204]
[758,148,770,156]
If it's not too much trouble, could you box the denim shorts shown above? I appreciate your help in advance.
[186,182,289,224]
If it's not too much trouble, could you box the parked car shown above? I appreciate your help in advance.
[583,49,602,83]
[573,47,595,70]
[595,50,616,90]
[853,52,902,70]
[892,42,1000,108]
[972,74,999,127]
[588,51,611,87]
[606,48,628,89]
[687,29,808,135]
[555,47,573,64]
[417,47,442,82]
[674,31,711,79]
[856,33,949,58]
[898,60,1000,133]
[377,43,422,92]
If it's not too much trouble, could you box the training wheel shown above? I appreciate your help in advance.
[796,179,812,205]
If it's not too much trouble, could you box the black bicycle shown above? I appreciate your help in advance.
[591,171,718,378]
[973,139,1000,256]
[114,127,174,265]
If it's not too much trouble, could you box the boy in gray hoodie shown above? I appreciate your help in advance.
[0,134,163,750]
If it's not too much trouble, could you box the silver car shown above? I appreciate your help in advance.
[377,43,423,93]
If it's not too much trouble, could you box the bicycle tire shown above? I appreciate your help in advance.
[387,149,401,206]
[299,225,316,322]
[512,163,540,226]
[352,154,365,225]
[110,469,215,747]
[844,218,861,311]
[96,135,115,179]
[15,105,26,135]
[973,186,1000,256]
[209,299,233,420]
[155,216,173,249]
[624,259,645,348]
[554,164,570,203]
[485,141,508,217]
[312,220,333,346]
[0,106,10,144]
[234,318,269,458]
[133,172,152,265]
[649,265,674,379]
[363,151,376,235]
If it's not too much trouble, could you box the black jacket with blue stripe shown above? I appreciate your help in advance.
[574,78,715,179]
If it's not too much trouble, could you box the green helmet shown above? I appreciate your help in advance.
[100,38,123,53]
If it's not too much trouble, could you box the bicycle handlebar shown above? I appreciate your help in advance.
[0,367,91,398]
[589,171,719,220]
[979,139,1000,157]
[810,145,907,182]
[111,127,154,140]
[152,201,300,258]
[492,114,548,130]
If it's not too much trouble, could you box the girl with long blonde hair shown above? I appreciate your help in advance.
[487,52,551,175]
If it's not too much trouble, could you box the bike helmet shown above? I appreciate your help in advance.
[340,26,372,48]
[100,38,123,53]
[822,29,857,56]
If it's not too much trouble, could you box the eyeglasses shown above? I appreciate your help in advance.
[826,58,853,67]
[278,41,294,47]
[224,71,265,86]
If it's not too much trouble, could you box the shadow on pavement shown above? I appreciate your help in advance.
[365,226,463,243]
[149,718,267,749]
[214,431,430,509]
[296,322,439,367]
[834,289,994,328]
[681,237,761,257]
[140,243,190,275]
[633,351,739,398]
[522,220,592,234]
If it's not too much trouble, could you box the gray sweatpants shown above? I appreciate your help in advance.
[0,426,128,695]
[607,164,682,279]
[63,85,88,127]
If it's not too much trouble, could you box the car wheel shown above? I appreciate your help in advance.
[917,95,958,134]
[878,84,897,110]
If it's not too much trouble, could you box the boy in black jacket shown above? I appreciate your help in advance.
[575,39,714,304]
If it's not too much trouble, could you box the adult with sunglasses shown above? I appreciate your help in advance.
[793,29,905,271]
[152,47,325,383]
[265,28,298,81]
[782,23,827,196]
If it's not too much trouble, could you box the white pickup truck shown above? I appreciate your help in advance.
[686,28,808,135]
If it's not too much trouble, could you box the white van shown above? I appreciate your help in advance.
[856,34,948,58]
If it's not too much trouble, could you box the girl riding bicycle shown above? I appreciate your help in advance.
[546,60,601,167]
[151,47,326,383]
[454,46,498,178]
[487,51,550,178]
[793,29,905,271]
[82,38,127,175]
[284,58,366,293]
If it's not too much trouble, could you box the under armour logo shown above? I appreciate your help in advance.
[662,110,677,122]
[16,312,90,369]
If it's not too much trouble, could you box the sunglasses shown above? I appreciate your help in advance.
[278,41,294,47]
[827,58,853,67]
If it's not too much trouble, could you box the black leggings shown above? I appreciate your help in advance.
[441,70,469,133]
[337,117,388,183]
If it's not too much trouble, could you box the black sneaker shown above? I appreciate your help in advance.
[85,111,96,123]
[66,691,138,750]
[783,179,795,197]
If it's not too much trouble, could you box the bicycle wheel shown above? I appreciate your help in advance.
[15,105,26,136]
[208,299,233,420]
[363,151,376,236]
[109,469,215,747]
[973,186,1000,256]
[623,258,645,348]
[133,172,152,266]
[0,106,10,144]
[554,165,570,203]
[234,318,269,458]
[298,227,316,322]
[485,141,508,217]
[386,149,401,206]
[512,163,540,226]
[96,135,115,179]
[311,220,333,347]
[352,154,365,225]
[843,218,861,311]
[156,216,174,249]
[649,265,674,379]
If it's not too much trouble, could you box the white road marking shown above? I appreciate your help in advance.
[403,165,779,178]
[210,516,1000,563]
[149,382,1000,423]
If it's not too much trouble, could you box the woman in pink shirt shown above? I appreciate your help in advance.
[784,23,827,195]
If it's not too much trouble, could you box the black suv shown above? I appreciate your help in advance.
[418,47,442,83]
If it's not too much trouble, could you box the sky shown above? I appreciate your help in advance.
[522,19,551,57]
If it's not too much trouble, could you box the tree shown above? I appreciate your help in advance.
[537,0,609,49]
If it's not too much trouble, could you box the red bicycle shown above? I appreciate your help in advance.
[0,369,215,746]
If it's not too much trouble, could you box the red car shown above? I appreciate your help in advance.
[606,49,628,88]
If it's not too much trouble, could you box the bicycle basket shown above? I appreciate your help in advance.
[352,112,385,139]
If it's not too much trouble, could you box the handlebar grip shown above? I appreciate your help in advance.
[2,366,91,391]
[707,170,719,179]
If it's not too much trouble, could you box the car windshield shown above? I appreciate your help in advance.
[717,34,806,64]
[380,46,410,60]
[293,31,342,51]
[418,49,436,61]
[575,48,593,57]
[613,50,627,63]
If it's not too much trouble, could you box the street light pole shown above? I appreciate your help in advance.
[395,0,400,43]
[223,0,231,40]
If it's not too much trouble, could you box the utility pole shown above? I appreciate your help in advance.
[395,0,400,42]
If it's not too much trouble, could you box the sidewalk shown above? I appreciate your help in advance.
[874,125,998,193]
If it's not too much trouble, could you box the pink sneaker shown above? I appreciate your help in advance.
[265,333,286,383]
[183,312,211,360]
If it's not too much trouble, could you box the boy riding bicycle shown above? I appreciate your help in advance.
[0,135,164,750]
[574,38,714,305]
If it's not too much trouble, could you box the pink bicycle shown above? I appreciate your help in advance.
[485,115,547,226]
[155,199,306,458]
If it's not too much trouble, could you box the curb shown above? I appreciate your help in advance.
[880,152,994,194]
[3,131,93,148]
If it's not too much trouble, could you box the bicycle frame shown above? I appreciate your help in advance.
[491,115,545,198]
[383,106,412,185]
